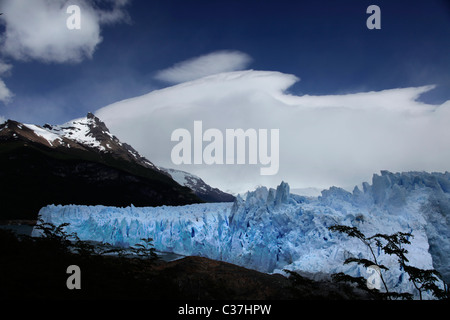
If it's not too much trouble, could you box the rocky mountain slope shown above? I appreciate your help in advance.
[0,113,202,220]
[160,167,235,202]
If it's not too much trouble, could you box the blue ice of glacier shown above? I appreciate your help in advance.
[33,171,450,298]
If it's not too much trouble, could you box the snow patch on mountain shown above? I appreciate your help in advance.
[42,113,120,152]
[23,124,62,147]
[160,167,235,202]
[47,116,108,151]
[162,168,192,187]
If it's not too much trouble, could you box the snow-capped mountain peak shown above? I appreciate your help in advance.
[43,112,115,152]
[0,113,205,220]
[0,113,234,204]
[1,113,158,170]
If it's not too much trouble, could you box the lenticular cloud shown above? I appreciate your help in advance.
[155,51,253,84]
[95,69,450,193]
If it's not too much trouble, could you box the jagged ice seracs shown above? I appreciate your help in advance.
[33,171,450,298]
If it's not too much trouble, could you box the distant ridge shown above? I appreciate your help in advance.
[160,167,235,203]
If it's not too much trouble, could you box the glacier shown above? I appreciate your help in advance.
[33,171,450,298]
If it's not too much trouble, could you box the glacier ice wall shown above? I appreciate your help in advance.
[33,171,450,297]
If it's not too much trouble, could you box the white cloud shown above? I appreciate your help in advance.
[97,0,131,25]
[155,51,253,84]
[0,61,12,74]
[0,79,13,103]
[0,0,130,63]
[0,0,130,104]
[95,69,450,194]
[0,114,6,124]
[0,61,13,103]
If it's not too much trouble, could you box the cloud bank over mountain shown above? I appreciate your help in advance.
[96,65,450,193]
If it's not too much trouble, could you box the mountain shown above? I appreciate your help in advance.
[41,112,160,170]
[35,172,450,298]
[160,167,235,202]
[0,113,202,220]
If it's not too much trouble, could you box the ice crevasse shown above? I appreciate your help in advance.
[33,171,450,297]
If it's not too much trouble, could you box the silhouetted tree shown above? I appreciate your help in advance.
[328,225,447,300]
[328,225,391,297]
[130,238,158,261]
[34,218,75,254]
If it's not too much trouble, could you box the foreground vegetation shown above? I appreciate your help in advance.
[2,220,447,300]
[0,221,366,300]
[328,225,449,300]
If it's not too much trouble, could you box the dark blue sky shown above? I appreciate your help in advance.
[1,0,449,124]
